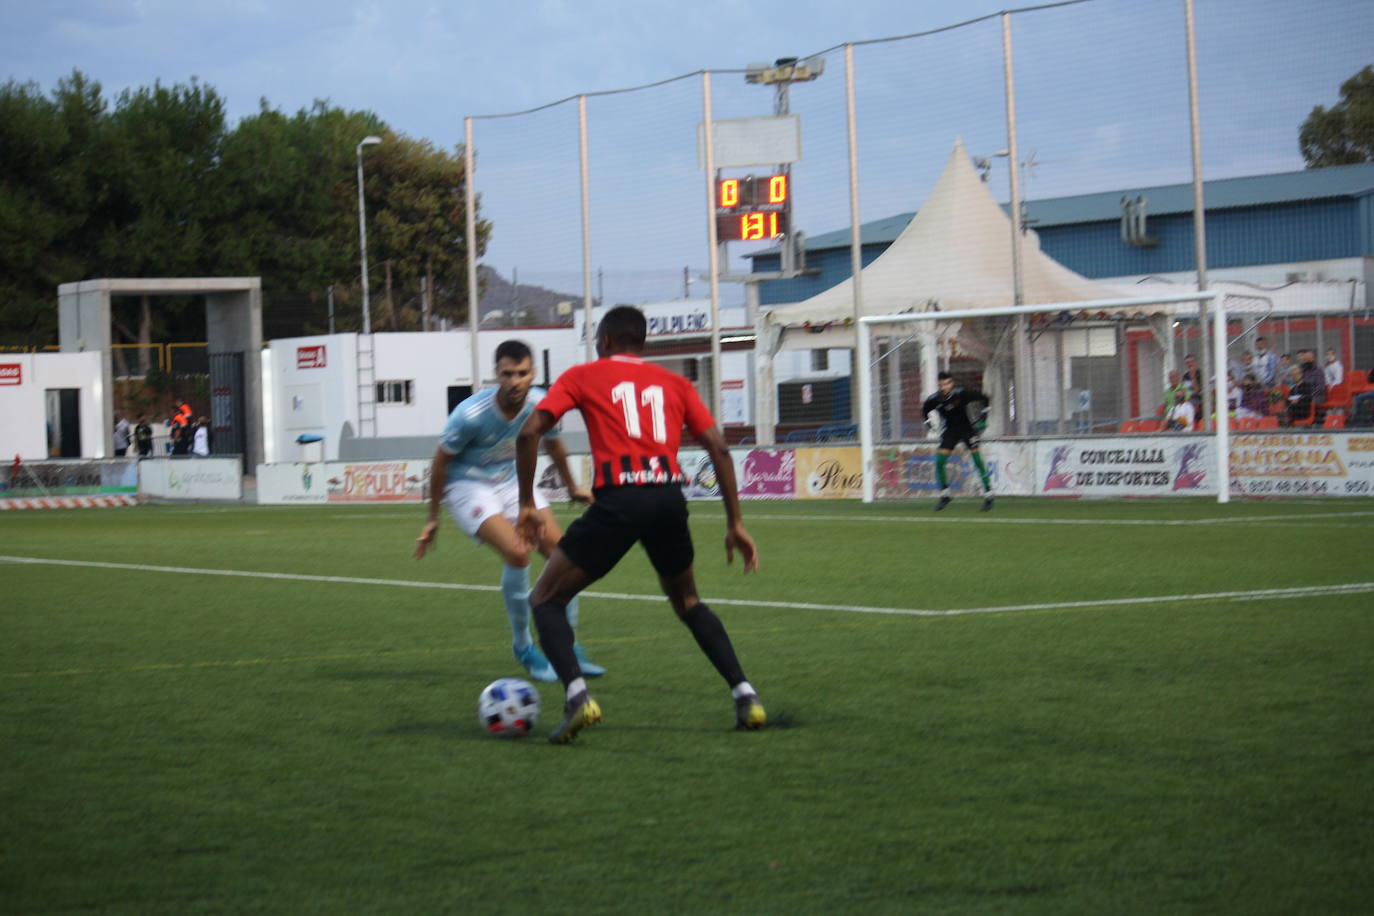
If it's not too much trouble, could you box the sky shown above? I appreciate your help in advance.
[4,0,1372,306]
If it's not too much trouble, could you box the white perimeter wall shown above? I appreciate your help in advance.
[263,329,582,463]
[0,352,105,460]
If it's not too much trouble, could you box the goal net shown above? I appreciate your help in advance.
[856,292,1244,503]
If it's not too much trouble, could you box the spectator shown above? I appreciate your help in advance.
[1161,371,1190,417]
[1285,362,1318,425]
[1225,371,1241,414]
[1181,355,1204,414]
[113,413,131,456]
[134,417,153,458]
[1299,349,1327,403]
[1352,368,1374,426]
[1324,348,1344,388]
[1277,352,1294,383]
[192,417,211,457]
[1238,374,1267,419]
[1164,392,1196,430]
[170,423,191,456]
[1230,350,1255,384]
[1253,336,1278,386]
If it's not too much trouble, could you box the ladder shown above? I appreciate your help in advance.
[356,333,377,438]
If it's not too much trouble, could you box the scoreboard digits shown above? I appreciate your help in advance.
[716,173,789,242]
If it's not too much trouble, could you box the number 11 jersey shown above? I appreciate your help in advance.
[536,354,716,489]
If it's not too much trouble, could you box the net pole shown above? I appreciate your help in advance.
[857,316,875,503]
[1212,292,1231,503]
[464,117,480,383]
[578,95,595,365]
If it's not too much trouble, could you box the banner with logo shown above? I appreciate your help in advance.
[1036,437,1214,497]
[139,458,243,500]
[793,447,865,499]
[0,459,138,497]
[255,456,580,505]
[1230,432,1374,497]
[738,449,795,499]
[871,441,1036,499]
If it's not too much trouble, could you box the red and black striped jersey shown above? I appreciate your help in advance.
[536,355,716,489]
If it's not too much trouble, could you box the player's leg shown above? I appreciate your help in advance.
[528,497,636,743]
[444,480,554,679]
[528,547,604,743]
[968,443,994,511]
[642,488,764,730]
[474,513,557,683]
[934,446,954,511]
[536,508,604,677]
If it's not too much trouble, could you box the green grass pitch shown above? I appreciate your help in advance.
[2,497,1372,913]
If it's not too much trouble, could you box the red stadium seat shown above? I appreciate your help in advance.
[1257,416,1279,430]
[1320,382,1351,411]
[1120,419,1140,433]
[1322,413,1346,429]
[1290,400,1318,427]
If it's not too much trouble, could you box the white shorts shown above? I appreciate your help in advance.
[444,476,549,542]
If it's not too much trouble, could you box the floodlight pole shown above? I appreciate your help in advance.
[355,135,383,335]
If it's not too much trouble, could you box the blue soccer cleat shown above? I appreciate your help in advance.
[573,643,606,678]
[514,644,557,683]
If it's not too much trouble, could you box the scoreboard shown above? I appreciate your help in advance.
[715,173,789,242]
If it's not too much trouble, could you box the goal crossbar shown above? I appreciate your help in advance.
[855,291,1231,503]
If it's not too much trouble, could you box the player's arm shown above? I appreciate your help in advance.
[967,389,991,430]
[516,409,557,545]
[414,446,452,558]
[696,424,759,573]
[542,434,592,504]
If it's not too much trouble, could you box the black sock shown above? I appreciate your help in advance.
[532,601,582,687]
[680,602,746,687]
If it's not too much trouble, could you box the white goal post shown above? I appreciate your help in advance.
[855,291,1231,503]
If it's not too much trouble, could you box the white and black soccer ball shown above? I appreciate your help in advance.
[478,677,541,738]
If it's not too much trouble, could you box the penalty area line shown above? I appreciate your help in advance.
[2,555,1371,620]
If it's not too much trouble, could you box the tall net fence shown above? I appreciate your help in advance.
[463,0,1374,435]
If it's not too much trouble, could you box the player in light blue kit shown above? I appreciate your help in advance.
[414,340,604,681]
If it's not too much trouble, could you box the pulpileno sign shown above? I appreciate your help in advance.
[327,461,428,503]
[646,311,709,336]
[255,457,576,505]
[0,363,21,385]
[1037,439,1212,497]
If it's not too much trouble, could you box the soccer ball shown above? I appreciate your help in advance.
[478,677,541,737]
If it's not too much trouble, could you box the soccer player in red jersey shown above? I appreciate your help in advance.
[515,305,764,743]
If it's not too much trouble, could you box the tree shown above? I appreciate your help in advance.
[0,72,105,346]
[1300,65,1374,167]
[370,135,490,331]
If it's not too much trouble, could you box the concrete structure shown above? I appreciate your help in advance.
[57,278,265,467]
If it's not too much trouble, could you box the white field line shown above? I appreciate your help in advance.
[3,554,1371,619]
[314,509,1374,527]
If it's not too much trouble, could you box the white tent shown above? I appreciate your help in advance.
[752,139,1138,442]
[762,139,1124,350]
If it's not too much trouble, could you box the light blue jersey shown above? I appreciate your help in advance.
[439,386,557,485]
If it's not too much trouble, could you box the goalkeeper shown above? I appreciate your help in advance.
[922,372,994,512]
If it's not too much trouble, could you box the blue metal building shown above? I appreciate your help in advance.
[752,162,1374,309]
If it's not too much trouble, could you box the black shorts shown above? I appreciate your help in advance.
[940,429,980,452]
[558,484,695,582]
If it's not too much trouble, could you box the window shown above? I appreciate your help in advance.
[811,349,829,372]
[376,380,414,405]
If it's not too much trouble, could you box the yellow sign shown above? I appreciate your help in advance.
[793,447,864,499]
